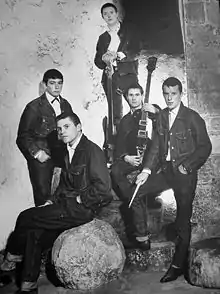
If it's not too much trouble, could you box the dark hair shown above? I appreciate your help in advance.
[101,3,117,16]
[56,111,81,126]
[43,69,63,85]
[124,83,144,98]
[162,77,182,93]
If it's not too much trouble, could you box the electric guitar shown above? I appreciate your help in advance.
[136,56,157,157]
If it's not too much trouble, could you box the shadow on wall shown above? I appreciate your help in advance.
[120,0,184,55]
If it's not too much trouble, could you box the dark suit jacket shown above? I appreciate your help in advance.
[94,22,141,83]
[16,93,73,161]
[54,134,113,214]
[143,102,212,173]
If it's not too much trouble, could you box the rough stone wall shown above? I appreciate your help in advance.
[183,0,220,241]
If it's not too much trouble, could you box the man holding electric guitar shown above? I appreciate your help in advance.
[111,82,160,251]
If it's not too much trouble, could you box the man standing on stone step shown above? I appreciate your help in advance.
[0,111,112,293]
[133,77,212,283]
[16,69,73,206]
[110,82,160,250]
[94,2,141,130]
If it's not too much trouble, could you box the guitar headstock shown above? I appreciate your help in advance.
[147,56,157,74]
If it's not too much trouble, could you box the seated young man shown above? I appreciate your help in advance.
[0,111,112,293]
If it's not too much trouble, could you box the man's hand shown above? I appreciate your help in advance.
[102,50,117,64]
[124,155,142,167]
[76,195,82,204]
[36,150,51,163]
[178,164,188,175]
[116,51,126,61]
[142,103,159,114]
[135,171,150,186]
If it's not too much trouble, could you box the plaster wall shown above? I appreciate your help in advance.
[0,0,186,249]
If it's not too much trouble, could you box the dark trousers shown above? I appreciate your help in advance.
[103,72,138,125]
[6,202,93,282]
[135,163,197,268]
[111,160,145,239]
[27,159,55,206]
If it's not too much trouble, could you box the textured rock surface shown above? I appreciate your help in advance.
[51,219,126,290]
[187,238,220,289]
[126,242,174,272]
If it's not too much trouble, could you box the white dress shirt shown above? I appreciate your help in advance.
[45,92,61,116]
[166,104,181,161]
[67,133,82,163]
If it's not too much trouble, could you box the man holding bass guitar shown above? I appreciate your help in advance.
[111,82,160,250]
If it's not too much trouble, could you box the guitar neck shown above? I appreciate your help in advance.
[144,73,152,104]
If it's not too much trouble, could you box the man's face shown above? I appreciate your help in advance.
[102,7,118,27]
[45,78,63,97]
[163,85,182,110]
[57,117,81,146]
[126,88,143,110]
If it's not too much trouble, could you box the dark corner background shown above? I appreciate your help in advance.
[120,0,184,55]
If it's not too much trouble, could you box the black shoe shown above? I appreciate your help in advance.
[135,239,151,251]
[160,266,183,283]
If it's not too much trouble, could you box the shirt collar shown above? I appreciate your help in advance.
[45,91,60,104]
[107,22,120,33]
[130,105,142,115]
[67,133,82,151]
[169,103,181,116]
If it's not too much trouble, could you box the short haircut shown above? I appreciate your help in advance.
[162,77,183,93]
[56,111,81,126]
[43,69,63,85]
[124,83,144,98]
[101,3,117,16]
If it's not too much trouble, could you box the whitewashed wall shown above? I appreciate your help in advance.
[0,0,185,249]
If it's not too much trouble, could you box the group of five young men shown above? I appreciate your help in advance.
[0,2,212,293]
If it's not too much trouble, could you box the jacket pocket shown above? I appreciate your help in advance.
[68,164,87,191]
[35,116,56,137]
[175,129,195,156]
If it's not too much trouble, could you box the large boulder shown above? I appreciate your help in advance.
[187,238,220,288]
[51,219,126,290]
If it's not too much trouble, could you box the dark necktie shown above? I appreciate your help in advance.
[51,97,60,104]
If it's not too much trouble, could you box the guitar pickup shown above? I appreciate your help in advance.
[139,120,147,126]
[138,130,148,138]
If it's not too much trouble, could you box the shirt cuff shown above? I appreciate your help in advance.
[33,150,42,159]
[142,168,151,175]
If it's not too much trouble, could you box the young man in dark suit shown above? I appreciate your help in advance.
[0,112,112,293]
[16,69,73,206]
[94,2,141,128]
[134,77,212,283]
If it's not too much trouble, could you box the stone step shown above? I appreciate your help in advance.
[125,241,174,272]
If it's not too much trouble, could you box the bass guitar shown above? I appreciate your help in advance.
[136,56,157,158]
